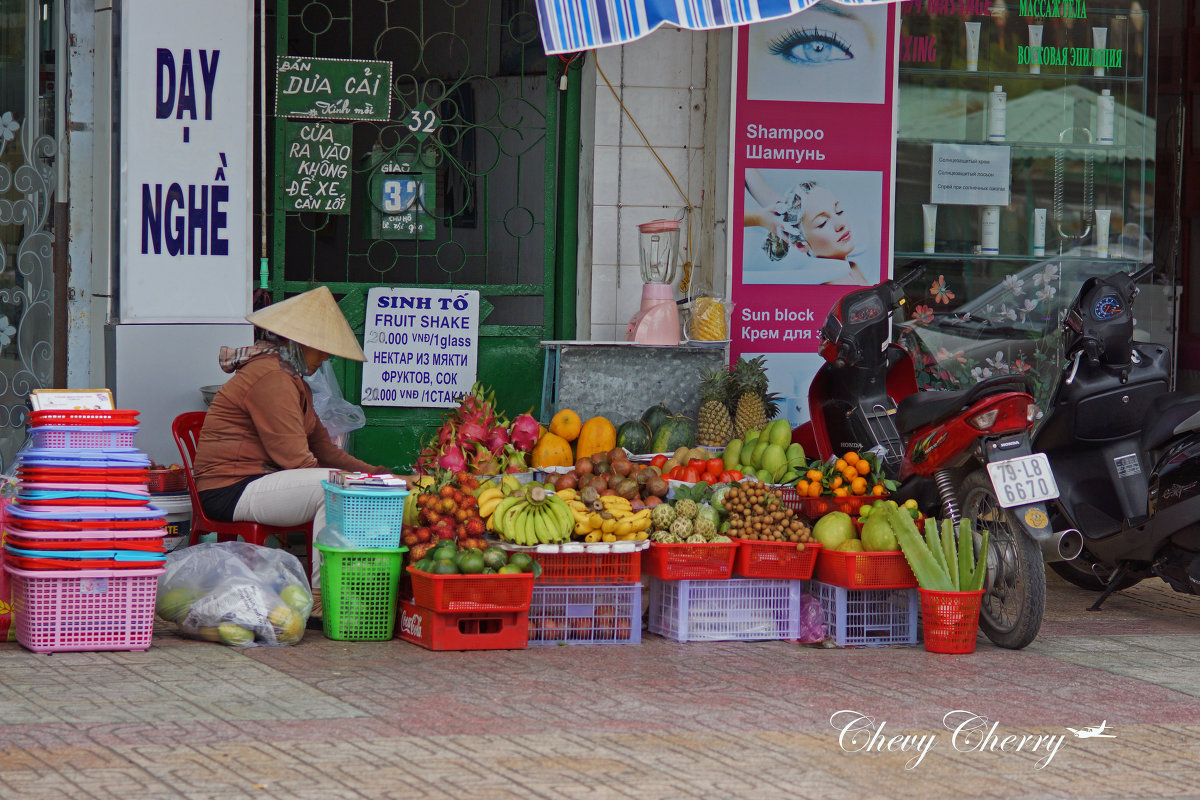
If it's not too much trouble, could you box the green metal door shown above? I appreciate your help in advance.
[271,0,560,469]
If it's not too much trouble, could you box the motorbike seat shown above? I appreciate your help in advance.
[896,375,1032,434]
[1140,392,1200,452]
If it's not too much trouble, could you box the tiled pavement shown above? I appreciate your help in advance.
[2,573,1199,800]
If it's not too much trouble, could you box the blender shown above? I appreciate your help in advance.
[625,219,681,345]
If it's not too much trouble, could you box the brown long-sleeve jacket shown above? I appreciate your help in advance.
[192,353,382,492]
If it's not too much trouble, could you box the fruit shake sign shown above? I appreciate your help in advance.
[119,0,253,322]
[361,288,480,408]
[729,2,899,424]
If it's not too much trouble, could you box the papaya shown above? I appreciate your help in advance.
[640,403,673,434]
[549,408,582,442]
[650,416,695,453]
[615,420,653,454]
[531,432,574,468]
[576,416,617,460]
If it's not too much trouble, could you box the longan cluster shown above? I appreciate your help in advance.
[725,484,812,543]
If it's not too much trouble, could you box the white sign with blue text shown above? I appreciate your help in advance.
[119,0,253,322]
[361,288,480,408]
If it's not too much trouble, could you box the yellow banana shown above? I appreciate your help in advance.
[615,519,634,537]
[574,520,594,536]
[601,517,618,534]
[556,488,578,502]
[599,496,631,511]
[479,495,504,519]
[588,512,604,529]
[477,486,504,506]
[584,530,603,543]
[630,515,652,533]
[602,532,617,543]
[634,531,649,541]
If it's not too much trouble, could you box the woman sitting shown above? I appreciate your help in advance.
[192,286,387,588]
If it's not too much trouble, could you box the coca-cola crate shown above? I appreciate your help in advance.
[397,599,528,651]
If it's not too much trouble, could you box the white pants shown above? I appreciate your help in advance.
[233,468,328,588]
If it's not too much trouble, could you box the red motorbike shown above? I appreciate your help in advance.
[793,269,1082,649]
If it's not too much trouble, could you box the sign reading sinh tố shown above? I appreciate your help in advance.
[275,56,392,120]
[361,287,480,408]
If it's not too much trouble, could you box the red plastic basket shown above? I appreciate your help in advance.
[406,567,535,613]
[397,599,528,651]
[732,539,822,580]
[530,549,642,584]
[5,565,162,652]
[18,468,150,485]
[29,410,139,427]
[778,487,881,519]
[147,468,188,493]
[7,517,165,532]
[815,549,918,589]
[644,541,738,580]
[919,589,985,654]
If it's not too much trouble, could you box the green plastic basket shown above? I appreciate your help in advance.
[316,543,407,641]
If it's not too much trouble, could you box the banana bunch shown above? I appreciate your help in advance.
[491,487,573,545]
[562,491,652,543]
[477,485,508,521]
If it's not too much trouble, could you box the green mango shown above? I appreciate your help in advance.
[751,440,771,469]
[743,431,760,450]
[760,444,787,479]
[786,442,806,467]
[755,468,773,484]
[768,418,792,448]
[723,439,743,471]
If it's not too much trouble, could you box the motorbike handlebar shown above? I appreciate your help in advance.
[896,263,927,288]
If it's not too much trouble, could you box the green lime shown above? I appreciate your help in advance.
[508,552,534,572]
[498,564,522,574]
[430,560,460,575]
[457,550,486,575]
[482,547,508,571]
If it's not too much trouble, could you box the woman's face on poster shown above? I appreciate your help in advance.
[798,185,854,259]
[746,2,887,104]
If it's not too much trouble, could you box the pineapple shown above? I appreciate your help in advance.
[696,366,735,447]
[690,297,728,341]
[731,355,781,438]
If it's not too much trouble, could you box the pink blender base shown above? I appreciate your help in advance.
[625,282,680,345]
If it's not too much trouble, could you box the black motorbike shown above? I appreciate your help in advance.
[1037,266,1200,607]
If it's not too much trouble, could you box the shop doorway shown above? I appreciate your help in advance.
[0,0,59,469]
[268,0,561,468]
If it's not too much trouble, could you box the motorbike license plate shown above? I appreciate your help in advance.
[986,454,1060,508]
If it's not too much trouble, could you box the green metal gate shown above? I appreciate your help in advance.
[271,0,562,469]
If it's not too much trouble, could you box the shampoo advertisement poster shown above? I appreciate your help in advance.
[729,2,899,427]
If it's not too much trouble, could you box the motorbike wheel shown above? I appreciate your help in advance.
[961,470,1046,650]
[1049,560,1142,593]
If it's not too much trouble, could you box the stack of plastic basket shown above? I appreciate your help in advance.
[524,542,646,646]
[315,477,408,641]
[4,410,166,652]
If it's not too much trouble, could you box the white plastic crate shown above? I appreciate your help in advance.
[30,426,138,449]
[648,577,802,642]
[528,583,641,645]
[811,580,919,647]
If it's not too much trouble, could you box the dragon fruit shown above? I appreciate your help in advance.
[509,412,540,453]
[485,425,510,454]
[437,445,467,473]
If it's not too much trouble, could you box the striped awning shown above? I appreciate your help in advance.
[535,0,885,55]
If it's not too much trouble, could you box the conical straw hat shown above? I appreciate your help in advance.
[245,286,365,361]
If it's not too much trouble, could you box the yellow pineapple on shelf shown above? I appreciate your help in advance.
[690,297,728,341]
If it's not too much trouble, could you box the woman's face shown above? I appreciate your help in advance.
[301,345,330,375]
[800,186,853,259]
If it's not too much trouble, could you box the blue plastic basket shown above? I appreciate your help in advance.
[810,580,919,647]
[321,481,407,548]
[30,426,138,449]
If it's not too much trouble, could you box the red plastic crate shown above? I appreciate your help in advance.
[644,541,738,580]
[407,567,535,612]
[815,549,918,590]
[778,486,882,519]
[530,549,642,584]
[733,539,822,580]
[147,468,187,493]
[29,410,139,427]
[397,599,528,651]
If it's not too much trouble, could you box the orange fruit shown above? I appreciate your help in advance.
[856,460,871,476]
[872,484,885,496]
[842,467,858,482]
[844,452,860,466]
[833,487,849,497]
[806,469,824,482]
[830,476,843,489]
[851,477,867,495]
[807,482,822,497]
[835,459,847,472]
[796,480,810,495]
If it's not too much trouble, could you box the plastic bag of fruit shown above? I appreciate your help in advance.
[156,542,313,646]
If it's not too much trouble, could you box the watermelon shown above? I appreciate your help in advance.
[650,416,695,453]
[640,403,673,434]
[615,420,653,454]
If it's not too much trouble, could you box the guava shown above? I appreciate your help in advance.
[279,584,311,614]
[812,511,856,550]
[157,587,199,622]
[269,606,304,644]
[836,539,866,553]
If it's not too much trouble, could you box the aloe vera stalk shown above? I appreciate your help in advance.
[924,518,949,577]
[957,518,975,592]
[969,528,990,591]
[892,507,954,591]
[941,519,959,590]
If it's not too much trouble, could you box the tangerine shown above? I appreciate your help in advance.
[835,459,848,472]
[796,480,810,495]
[851,477,868,495]
[806,469,824,482]
[844,452,860,466]
[833,487,849,497]
[830,476,843,489]
[856,460,871,476]
[807,482,822,497]
[872,484,885,496]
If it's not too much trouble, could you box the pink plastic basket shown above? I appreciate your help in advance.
[30,426,138,449]
[5,565,163,652]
